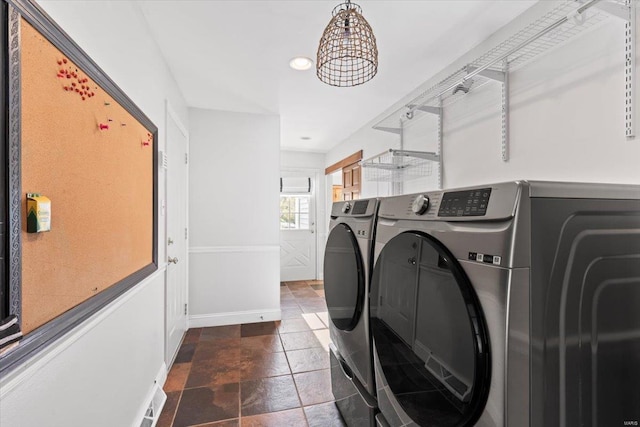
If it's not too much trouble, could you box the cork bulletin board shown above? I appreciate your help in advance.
[0,0,157,371]
[20,18,155,333]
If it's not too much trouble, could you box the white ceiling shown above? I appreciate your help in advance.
[137,1,536,153]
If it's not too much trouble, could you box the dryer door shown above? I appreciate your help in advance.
[370,231,491,427]
[324,223,365,331]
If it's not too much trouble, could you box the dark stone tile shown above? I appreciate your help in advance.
[310,284,324,291]
[174,343,196,363]
[241,375,300,416]
[280,282,287,287]
[286,281,310,290]
[241,351,291,380]
[280,331,322,351]
[242,408,307,427]
[164,363,191,392]
[195,420,239,427]
[277,318,311,334]
[193,340,242,362]
[241,322,278,337]
[200,325,241,341]
[294,369,333,406]
[280,292,296,301]
[299,301,328,314]
[291,289,319,299]
[156,390,180,427]
[304,402,347,427]
[280,299,300,309]
[183,328,202,344]
[286,348,330,374]
[240,334,284,354]
[172,383,239,427]
[281,307,304,320]
[186,349,242,388]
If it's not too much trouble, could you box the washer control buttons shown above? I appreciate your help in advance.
[342,202,352,214]
[412,194,430,215]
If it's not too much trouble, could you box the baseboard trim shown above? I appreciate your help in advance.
[189,309,281,328]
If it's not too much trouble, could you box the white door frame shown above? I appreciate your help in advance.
[280,167,322,280]
[164,100,189,366]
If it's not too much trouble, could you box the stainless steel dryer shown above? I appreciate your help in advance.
[370,181,640,427]
[325,198,379,427]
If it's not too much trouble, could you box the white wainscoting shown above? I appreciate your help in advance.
[0,270,166,427]
[188,246,281,328]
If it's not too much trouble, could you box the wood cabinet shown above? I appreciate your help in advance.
[342,162,361,201]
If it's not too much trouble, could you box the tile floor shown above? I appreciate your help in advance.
[158,280,346,427]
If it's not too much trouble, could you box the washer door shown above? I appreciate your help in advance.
[370,232,490,427]
[324,223,365,331]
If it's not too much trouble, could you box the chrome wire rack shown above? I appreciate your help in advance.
[361,149,439,183]
[373,0,634,162]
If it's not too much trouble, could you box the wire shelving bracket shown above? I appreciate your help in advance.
[372,0,635,161]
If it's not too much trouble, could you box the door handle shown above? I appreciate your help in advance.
[168,256,179,264]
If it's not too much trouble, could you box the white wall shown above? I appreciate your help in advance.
[0,1,188,426]
[280,150,327,279]
[327,2,640,193]
[189,108,281,327]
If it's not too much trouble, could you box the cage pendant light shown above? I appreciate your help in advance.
[316,1,378,87]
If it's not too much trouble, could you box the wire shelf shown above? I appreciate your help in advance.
[400,0,622,113]
[361,149,437,182]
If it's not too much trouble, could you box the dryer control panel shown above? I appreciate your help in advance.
[438,188,491,217]
[331,198,379,218]
[378,182,521,222]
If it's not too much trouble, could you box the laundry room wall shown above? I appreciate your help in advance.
[0,1,188,427]
[189,108,281,327]
[280,150,327,279]
[326,1,640,193]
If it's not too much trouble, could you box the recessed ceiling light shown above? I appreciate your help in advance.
[300,136,312,140]
[289,57,313,71]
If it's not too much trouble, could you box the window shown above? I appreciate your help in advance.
[280,195,311,230]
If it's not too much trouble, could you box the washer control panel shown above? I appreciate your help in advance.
[438,188,491,217]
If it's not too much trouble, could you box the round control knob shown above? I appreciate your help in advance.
[342,202,352,214]
[412,195,430,215]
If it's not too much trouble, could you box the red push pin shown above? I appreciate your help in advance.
[141,140,150,147]
[99,124,109,130]
[62,58,68,64]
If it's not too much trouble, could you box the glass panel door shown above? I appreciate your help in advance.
[370,232,490,426]
[324,223,365,331]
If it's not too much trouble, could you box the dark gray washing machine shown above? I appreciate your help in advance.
[325,198,379,427]
[369,181,640,427]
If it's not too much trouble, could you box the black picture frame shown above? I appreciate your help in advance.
[0,0,159,376]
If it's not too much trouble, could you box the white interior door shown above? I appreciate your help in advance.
[165,105,189,366]
[280,174,317,281]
